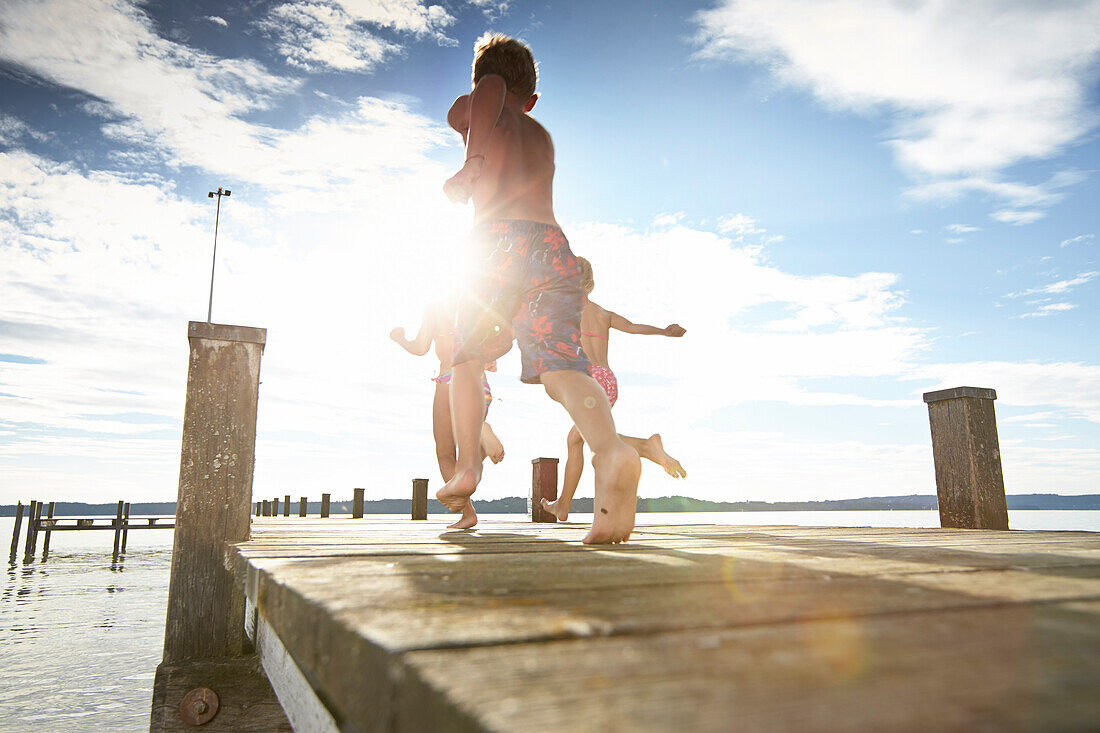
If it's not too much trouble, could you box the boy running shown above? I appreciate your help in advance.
[439,33,640,544]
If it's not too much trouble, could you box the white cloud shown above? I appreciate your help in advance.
[1061,234,1095,248]
[0,111,48,144]
[946,224,979,234]
[693,0,1100,221]
[1015,302,1076,318]
[205,15,228,27]
[260,0,456,72]
[1005,271,1098,298]
[992,209,1046,226]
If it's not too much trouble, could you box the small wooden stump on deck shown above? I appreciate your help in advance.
[262,500,271,517]
[320,493,330,518]
[923,386,1009,530]
[272,497,280,517]
[298,497,307,517]
[283,494,290,517]
[353,488,365,519]
[531,457,559,523]
[412,479,428,520]
[255,501,261,517]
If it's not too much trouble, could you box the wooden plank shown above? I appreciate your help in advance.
[255,615,339,732]
[397,602,1100,732]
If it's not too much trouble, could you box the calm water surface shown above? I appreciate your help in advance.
[1,510,1097,732]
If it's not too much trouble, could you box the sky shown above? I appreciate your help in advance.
[1,0,1098,507]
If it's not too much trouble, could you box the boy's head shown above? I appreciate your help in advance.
[473,32,538,102]
[576,257,594,294]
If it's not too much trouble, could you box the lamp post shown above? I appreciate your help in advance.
[206,186,231,323]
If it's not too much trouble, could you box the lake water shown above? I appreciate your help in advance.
[2,510,1097,732]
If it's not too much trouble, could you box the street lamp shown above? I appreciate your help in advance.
[206,186,231,323]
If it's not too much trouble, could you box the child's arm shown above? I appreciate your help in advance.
[610,312,686,338]
[443,74,506,204]
[447,94,471,143]
[390,306,438,356]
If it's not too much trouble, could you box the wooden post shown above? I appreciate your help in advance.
[531,458,559,523]
[283,494,290,517]
[273,497,280,517]
[923,386,1009,530]
[262,499,271,517]
[112,500,125,559]
[121,502,131,554]
[298,497,307,517]
[352,488,365,519]
[23,500,39,560]
[255,501,261,517]
[320,493,330,518]
[41,501,56,560]
[151,322,288,732]
[9,501,24,563]
[412,479,428,520]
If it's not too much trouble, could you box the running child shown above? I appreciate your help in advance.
[541,256,687,522]
[390,296,504,529]
[439,32,640,544]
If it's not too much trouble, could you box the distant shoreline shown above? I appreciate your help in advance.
[3,494,1098,517]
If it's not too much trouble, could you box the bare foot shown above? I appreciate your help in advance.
[642,434,687,478]
[583,442,640,545]
[437,466,478,512]
[447,501,478,529]
[480,424,505,464]
[540,496,571,521]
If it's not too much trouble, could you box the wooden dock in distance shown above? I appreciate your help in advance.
[231,518,1100,732]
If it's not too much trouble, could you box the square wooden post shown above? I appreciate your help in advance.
[923,386,1009,530]
[412,479,428,520]
[320,493,330,518]
[299,497,307,517]
[272,497,280,516]
[151,322,289,732]
[255,501,261,517]
[283,494,290,517]
[262,499,271,517]
[22,499,38,560]
[353,488,365,519]
[41,501,56,560]
[531,458,559,523]
[9,502,24,563]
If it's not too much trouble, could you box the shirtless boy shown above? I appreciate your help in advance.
[439,32,640,544]
[541,256,687,522]
[390,297,504,529]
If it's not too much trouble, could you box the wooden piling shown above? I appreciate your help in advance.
[531,458,559,523]
[121,502,131,554]
[9,501,24,562]
[255,501,261,517]
[262,499,271,517]
[112,500,125,559]
[298,497,307,518]
[41,502,56,560]
[273,497,280,517]
[412,479,428,520]
[282,494,290,517]
[923,386,1009,530]
[24,500,40,559]
[352,488,365,519]
[151,322,288,732]
[320,493,330,518]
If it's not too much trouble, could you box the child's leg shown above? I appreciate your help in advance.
[436,359,487,511]
[541,369,640,544]
[620,434,687,478]
[480,422,505,464]
[541,425,584,521]
[432,382,457,482]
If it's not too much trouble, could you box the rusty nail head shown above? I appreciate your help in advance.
[180,687,219,726]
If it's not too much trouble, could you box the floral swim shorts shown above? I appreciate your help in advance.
[453,220,590,384]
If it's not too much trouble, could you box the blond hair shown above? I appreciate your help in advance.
[472,32,538,99]
[576,256,594,294]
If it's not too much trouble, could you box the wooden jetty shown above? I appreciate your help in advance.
[230,517,1100,732]
[8,498,173,562]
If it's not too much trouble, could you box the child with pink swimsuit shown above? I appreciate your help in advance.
[541,257,688,522]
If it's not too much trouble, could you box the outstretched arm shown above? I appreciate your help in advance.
[610,311,686,337]
[390,306,438,356]
[443,74,507,204]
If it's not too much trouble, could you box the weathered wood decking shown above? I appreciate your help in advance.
[230,519,1100,732]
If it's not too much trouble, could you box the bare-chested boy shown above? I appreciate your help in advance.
[541,256,687,522]
[390,296,504,529]
[439,33,640,544]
